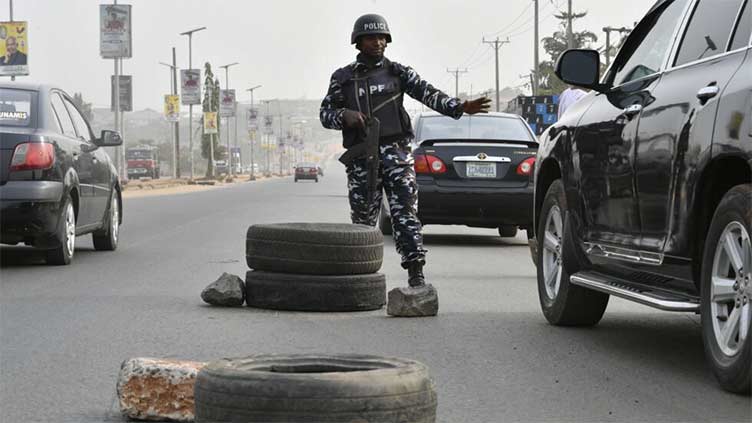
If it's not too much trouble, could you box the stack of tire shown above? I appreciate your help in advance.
[245,223,386,311]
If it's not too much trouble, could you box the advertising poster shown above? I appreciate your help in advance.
[203,112,218,134]
[110,75,133,112]
[219,89,236,117]
[164,95,180,122]
[247,108,258,129]
[100,4,132,58]
[0,21,29,76]
[180,69,201,105]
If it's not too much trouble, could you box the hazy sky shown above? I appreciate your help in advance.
[8,0,657,111]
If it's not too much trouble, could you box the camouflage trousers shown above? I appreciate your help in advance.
[345,139,427,268]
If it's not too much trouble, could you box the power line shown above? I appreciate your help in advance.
[446,68,469,98]
[486,2,533,37]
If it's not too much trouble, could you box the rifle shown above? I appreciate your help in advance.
[339,117,381,205]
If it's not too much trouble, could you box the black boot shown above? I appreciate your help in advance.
[407,261,426,287]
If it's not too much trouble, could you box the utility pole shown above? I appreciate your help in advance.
[533,0,540,96]
[171,47,180,178]
[219,62,238,176]
[483,37,509,112]
[567,0,574,49]
[602,26,630,66]
[159,59,179,179]
[446,68,468,98]
[246,85,261,180]
[180,26,206,180]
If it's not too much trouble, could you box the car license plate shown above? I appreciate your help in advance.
[466,162,496,178]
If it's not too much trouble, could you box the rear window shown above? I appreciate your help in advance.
[417,115,533,142]
[0,88,34,127]
[126,150,153,159]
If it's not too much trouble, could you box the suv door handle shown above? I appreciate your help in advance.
[622,104,642,118]
[697,85,719,104]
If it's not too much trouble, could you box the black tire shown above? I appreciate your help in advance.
[194,354,437,423]
[246,223,383,275]
[379,200,393,236]
[46,195,75,266]
[537,180,608,326]
[92,190,119,251]
[498,225,518,238]
[246,270,386,311]
[700,184,751,394]
[294,178,298,182]
[315,177,319,183]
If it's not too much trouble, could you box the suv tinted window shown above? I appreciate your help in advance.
[63,97,92,141]
[612,0,689,85]
[674,0,745,66]
[50,92,76,137]
[730,0,751,50]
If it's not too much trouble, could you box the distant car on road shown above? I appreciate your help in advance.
[126,145,159,179]
[0,82,123,265]
[380,111,538,238]
[294,162,319,182]
[533,0,752,393]
[214,160,228,175]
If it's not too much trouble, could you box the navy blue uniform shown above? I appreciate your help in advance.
[321,54,464,267]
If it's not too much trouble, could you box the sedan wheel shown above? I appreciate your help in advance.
[93,193,119,251]
[541,206,563,300]
[46,196,75,265]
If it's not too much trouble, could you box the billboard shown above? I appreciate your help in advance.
[180,69,201,105]
[164,95,180,122]
[219,89,236,117]
[0,21,29,76]
[203,112,218,135]
[100,4,132,58]
[110,75,132,112]
[247,108,258,129]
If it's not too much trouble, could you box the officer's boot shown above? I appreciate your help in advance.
[407,261,426,288]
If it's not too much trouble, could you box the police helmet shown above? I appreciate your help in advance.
[351,14,392,45]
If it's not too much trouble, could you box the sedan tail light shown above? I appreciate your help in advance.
[516,156,536,176]
[414,154,446,174]
[10,143,55,172]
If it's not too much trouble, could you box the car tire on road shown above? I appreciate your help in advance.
[194,354,437,423]
[379,200,392,236]
[92,191,119,251]
[537,180,608,326]
[498,225,517,238]
[46,195,75,266]
[246,270,386,311]
[246,223,383,275]
[700,183,751,394]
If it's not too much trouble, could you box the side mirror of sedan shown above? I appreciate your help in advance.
[555,49,607,93]
[95,130,123,147]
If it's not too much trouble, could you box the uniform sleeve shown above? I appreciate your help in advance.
[319,71,346,130]
[396,63,464,120]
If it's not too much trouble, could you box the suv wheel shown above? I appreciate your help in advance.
[701,184,751,394]
[46,195,75,265]
[93,192,120,251]
[537,180,608,326]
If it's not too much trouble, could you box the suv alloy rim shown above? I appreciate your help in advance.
[542,205,563,300]
[111,196,119,244]
[711,221,751,357]
[65,202,75,258]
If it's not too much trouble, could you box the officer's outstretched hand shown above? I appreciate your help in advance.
[343,110,368,129]
[463,97,492,115]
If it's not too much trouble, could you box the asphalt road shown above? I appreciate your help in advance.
[1,158,750,423]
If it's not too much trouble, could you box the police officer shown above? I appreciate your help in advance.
[320,14,490,288]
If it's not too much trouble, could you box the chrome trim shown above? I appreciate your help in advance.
[665,46,748,74]
[453,156,511,163]
[726,0,749,51]
[570,272,699,312]
[584,242,664,265]
[430,142,535,148]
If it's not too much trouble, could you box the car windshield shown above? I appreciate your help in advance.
[418,115,533,142]
[0,88,34,128]
[126,150,152,159]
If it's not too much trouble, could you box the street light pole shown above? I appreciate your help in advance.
[219,62,238,175]
[246,85,262,180]
[159,59,180,179]
[180,26,206,180]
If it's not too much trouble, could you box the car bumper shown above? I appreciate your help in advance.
[417,183,534,228]
[0,181,64,247]
[295,174,318,180]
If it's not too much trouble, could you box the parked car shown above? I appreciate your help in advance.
[0,82,123,265]
[294,162,319,182]
[533,0,751,393]
[379,111,538,237]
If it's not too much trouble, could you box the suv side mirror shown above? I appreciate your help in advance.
[555,49,606,92]
[95,130,123,147]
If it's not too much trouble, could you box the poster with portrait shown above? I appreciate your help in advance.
[164,95,180,122]
[203,112,218,135]
[100,4,132,58]
[247,108,258,130]
[0,21,29,76]
[219,89,236,117]
[180,69,201,105]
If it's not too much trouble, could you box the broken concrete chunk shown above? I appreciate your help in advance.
[201,272,245,306]
[117,357,206,422]
[387,284,439,317]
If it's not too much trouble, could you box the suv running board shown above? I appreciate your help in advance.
[570,271,700,312]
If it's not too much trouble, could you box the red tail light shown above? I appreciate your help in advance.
[516,157,536,176]
[414,154,446,174]
[10,143,55,172]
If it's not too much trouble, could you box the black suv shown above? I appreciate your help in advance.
[533,0,751,393]
[0,83,123,265]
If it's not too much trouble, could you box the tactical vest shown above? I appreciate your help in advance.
[339,62,413,147]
